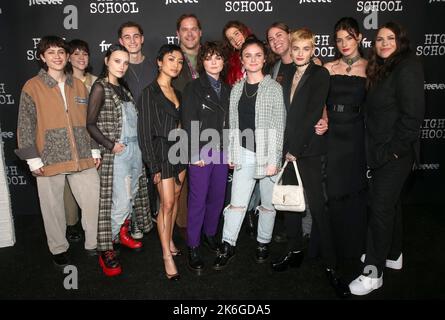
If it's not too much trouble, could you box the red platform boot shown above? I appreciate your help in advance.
[99,250,122,277]
[119,219,143,250]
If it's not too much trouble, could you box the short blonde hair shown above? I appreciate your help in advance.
[290,27,316,47]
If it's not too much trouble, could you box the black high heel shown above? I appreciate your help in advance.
[171,249,182,256]
[163,255,180,281]
[325,269,351,298]
[271,250,304,272]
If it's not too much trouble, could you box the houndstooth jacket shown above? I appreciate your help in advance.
[228,75,286,178]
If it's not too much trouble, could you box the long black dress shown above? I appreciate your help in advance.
[326,75,367,259]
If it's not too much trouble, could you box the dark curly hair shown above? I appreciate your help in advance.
[366,21,411,88]
[197,41,227,79]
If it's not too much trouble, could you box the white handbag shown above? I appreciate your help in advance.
[272,160,306,212]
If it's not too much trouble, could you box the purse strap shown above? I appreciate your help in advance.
[275,160,304,189]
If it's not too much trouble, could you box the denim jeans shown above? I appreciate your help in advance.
[111,101,143,239]
[222,147,277,246]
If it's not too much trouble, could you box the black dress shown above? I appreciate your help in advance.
[326,75,367,259]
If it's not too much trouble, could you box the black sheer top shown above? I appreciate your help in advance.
[87,82,130,150]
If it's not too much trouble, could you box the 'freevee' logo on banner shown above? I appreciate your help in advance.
[424,83,445,90]
[29,0,63,6]
[165,0,198,4]
[297,0,333,4]
[413,163,440,171]
[90,0,140,14]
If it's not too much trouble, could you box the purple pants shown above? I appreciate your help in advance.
[187,151,228,247]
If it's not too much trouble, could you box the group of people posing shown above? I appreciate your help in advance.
[16,14,425,298]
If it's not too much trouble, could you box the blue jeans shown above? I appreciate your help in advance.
[111,101,143,239]
[222,147,277,246]
[111,137,143,239]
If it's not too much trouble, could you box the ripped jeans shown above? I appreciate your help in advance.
[111,136,143,239]
[222,147,277,246]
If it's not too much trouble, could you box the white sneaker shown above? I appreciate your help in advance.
[385,253,403,270]
[349,274,383,296]
[360,253,403,270]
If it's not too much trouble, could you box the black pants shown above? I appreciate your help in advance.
[283,156,336,269]
[365,154,413,275]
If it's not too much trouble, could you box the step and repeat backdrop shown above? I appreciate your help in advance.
[0,0,444,215]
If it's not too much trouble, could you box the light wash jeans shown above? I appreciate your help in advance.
[111,101,143,239]
[222,147,277,246]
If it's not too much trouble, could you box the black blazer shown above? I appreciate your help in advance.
[282,63,330,158]
[365,54,425,168]
[181,73,230,162]
[137,81,182,174]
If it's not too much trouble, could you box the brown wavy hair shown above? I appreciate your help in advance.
[333,17,363,59]
[222,20,252,51]
[366,21,411,88]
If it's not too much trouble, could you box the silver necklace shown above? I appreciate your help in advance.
[244,81,258,98]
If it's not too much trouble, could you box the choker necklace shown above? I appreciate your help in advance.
[342,55,361,73]
[294,60,311,68]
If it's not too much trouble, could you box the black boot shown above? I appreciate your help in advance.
[245,210,256,239]
[325,268,351,298]
[255,242,270,264]
[271,250,304,272]
[53,252,70,269]
[66,225,81,243]
[187,246,204,275]
[213,241,235,271]
[202,234,220,253]
[273,231,288,244]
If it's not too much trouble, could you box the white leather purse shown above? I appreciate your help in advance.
[272,160,306,212]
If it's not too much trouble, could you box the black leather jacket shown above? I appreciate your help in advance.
[181,73,230,162]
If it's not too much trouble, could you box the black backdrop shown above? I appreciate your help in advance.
[0,0,444,215]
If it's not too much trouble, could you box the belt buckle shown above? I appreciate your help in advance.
[336,104,344,112]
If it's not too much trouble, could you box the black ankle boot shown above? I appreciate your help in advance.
[187,246,204,275]
[273,231,288,244]
[202,234,220,253]
[255,242,270,263]
[325,268,351,298]
[66,225,81,243]
[53,252,70,269]
[213,242,235,271]
[271,250,303,272]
